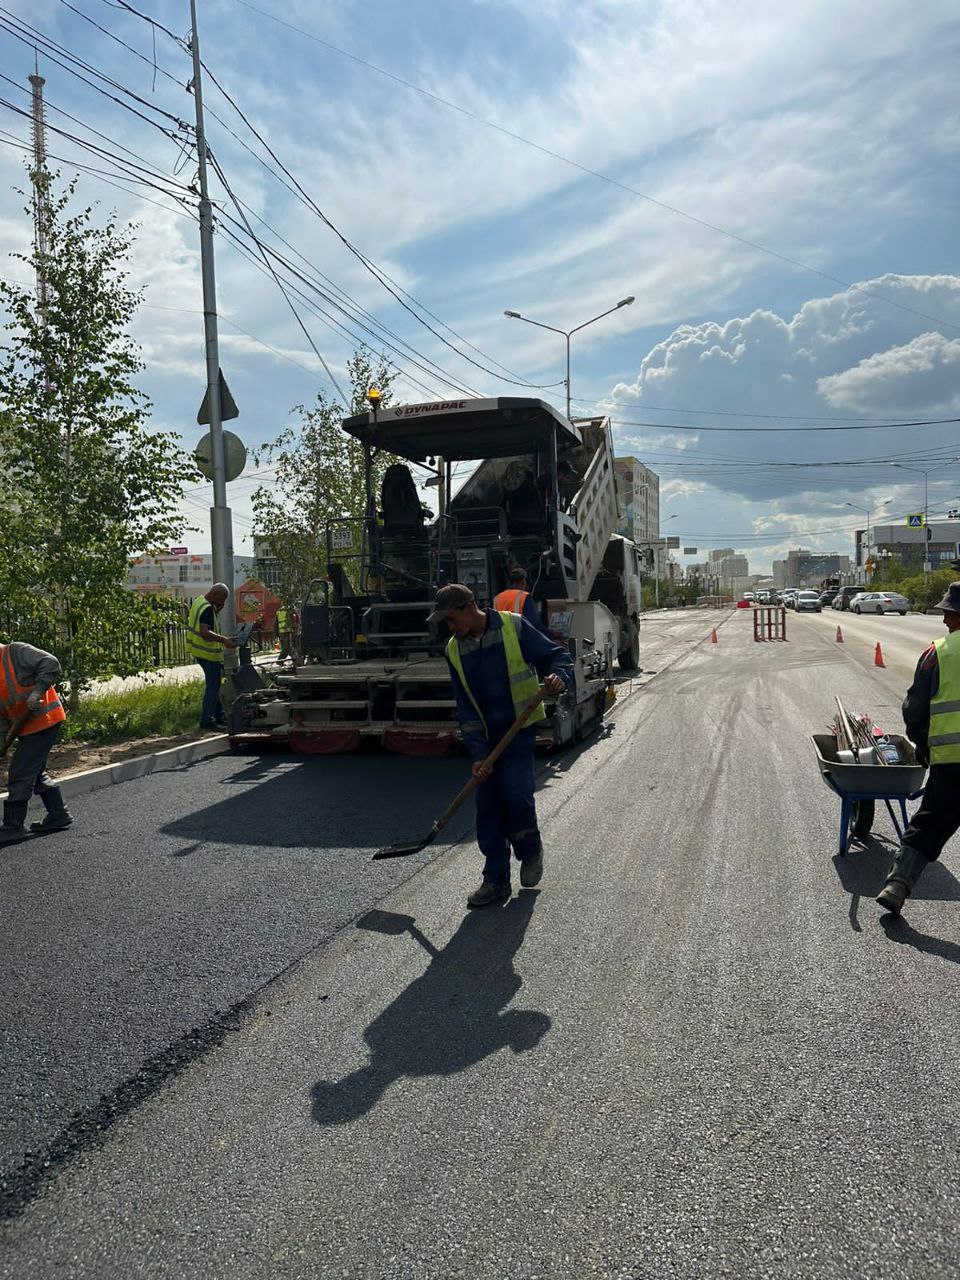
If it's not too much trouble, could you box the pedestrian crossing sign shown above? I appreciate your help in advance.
[906,512,924,528]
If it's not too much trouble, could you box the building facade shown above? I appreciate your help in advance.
[867,521,960,576]
[127,553,255,600]
[614,457,660,544]
[772,549,850,589]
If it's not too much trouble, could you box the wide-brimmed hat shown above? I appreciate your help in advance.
[426,583,475,623]
[934,580,960,613]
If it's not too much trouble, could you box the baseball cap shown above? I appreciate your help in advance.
[426,583,475,623]
[934,580,960,613]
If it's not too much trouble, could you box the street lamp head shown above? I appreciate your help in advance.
[617,296,635,308]
[503,310,521,319]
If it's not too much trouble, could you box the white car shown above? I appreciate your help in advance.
[794,590,822,613]
[850,591,909,616]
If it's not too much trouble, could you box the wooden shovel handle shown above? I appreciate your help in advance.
[1,712,32,759]
[432,684,548,835]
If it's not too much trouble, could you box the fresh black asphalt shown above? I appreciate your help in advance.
[3,610,960,1278]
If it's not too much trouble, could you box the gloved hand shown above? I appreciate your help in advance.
[26,689,43,713]
[915,744,930,769]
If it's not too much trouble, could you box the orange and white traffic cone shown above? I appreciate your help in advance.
[836,626,843,643]
[710,627,719,644]
[874,642,885,668]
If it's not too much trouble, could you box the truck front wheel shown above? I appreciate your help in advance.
[618,628,640,672]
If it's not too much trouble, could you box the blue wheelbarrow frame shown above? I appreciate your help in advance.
[812,733,927,857]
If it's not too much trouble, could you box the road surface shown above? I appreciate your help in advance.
[2,607,959,1279]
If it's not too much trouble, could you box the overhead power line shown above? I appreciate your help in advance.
[230,0,960,335]
[609,414,960,435]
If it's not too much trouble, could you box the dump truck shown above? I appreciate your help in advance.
[229,397,645,754]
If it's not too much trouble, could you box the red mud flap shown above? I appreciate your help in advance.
[289,731,361,754]
[383,730,456,756]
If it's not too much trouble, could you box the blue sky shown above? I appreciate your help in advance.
[1,0,959,571]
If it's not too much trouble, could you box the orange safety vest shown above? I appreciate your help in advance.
[0,644,67,736]
[493,588,529,614]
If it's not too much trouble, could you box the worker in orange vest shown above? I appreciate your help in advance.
[0,640,71,844]
[493,568,548,633]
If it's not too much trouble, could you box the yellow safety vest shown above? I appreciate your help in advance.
[186,595,224,662]
[276,608,290,633]
[446,611,547,739]
[929,631,960,764]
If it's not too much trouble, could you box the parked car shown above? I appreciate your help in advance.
[851,591,909,616]
[831,585,864,611]
[795,590,823,613]
[820,590,838,606]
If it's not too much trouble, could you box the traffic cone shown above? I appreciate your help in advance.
[710,627,719,644]
[836,626,843,643]
[874,642,885,668]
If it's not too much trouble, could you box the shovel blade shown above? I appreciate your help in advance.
[372,837,430,861]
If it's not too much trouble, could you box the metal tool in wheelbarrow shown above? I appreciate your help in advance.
[373,684,548,860]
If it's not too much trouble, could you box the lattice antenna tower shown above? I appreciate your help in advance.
[28,60,49,316]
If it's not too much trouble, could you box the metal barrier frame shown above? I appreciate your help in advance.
[753,606,787,641]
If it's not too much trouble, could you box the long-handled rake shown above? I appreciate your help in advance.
[373,684,547,860]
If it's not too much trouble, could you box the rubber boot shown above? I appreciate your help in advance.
[29,787,73,834]
[876,846,929,915]
[0,799,29,845]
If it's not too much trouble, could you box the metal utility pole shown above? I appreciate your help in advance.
[188,0,236,649]
[28,66,49,316]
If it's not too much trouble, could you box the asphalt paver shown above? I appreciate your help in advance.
[3,609,960,1279]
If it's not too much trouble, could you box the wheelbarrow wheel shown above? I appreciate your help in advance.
[850,799,875,837]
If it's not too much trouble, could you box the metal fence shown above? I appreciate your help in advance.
[0,602,192,674]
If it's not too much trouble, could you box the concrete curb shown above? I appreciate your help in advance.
[1,734,231,805]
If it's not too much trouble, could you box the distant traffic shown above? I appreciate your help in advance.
[744,588,912,614]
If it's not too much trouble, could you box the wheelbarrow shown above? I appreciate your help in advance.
[812,733,927,857]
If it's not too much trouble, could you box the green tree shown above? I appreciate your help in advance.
[0,173,196,702]
[252,347,398,606]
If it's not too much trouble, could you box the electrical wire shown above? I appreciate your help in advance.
[207,148,348,405]
[229,0,960,336]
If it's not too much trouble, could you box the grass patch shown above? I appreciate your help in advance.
[62,681,205,744]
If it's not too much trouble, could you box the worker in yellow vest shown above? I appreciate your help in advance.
[493,568,548,633]
[877,580,960,913]
[276,605,293,663]
[427,583,573,908]
[0,640,70,844]
[186,584,236,730]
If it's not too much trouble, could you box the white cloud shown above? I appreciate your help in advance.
[817,332,960,414]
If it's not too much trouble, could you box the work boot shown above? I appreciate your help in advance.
[30,793,74,833]
[0,800,29,845]
[520,852,544,888]
[877,846,929,915]
[467,881,511,909]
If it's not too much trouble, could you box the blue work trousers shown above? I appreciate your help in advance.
[475,731,541,886]
[196,658,224,726]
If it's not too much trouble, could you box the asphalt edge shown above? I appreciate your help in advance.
[0,733,231,805]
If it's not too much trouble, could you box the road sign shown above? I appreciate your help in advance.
[906,512,924,528]
[195,430,247,482]
[197,369,239,424]
[683,547,697,555]
[666,536,680,548]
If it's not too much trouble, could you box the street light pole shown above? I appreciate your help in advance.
[504,296,635,420]
[846,498,891,582]
[188,0,236,646]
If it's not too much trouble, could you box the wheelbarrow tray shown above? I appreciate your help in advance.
[812,733,926,799]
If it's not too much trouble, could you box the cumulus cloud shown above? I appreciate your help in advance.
[817,332,960,414]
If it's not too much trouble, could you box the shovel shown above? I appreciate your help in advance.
[373,683,548,860]
[0,713,32,761]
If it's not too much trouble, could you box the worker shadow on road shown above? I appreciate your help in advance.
[160,754,467,849]
[832,842,960,933]
[310,892,549,1126]
[880,915,960,966]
